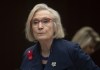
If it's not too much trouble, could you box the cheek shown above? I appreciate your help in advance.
[32,26,37,32]
[86,47,93,53]
[31,27,37,36]
[48,25,55,35]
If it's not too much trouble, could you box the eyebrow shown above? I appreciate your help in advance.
[32,17,52,20]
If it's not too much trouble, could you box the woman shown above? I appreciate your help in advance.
[20,3,100,70]
[72,27,100,54]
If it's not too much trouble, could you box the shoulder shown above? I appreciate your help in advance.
[53,39,83,60]
[54,39,81,52]
[56,39,100,69]
[54,39,89,60]
[24,46,34,54]
[22,43,38,58]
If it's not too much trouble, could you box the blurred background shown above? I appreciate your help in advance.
[1,0,100,70]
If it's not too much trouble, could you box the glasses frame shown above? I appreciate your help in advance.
[30,17,53,27]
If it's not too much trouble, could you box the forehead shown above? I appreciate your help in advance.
[33,10,53,19]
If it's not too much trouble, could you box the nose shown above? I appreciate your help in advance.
[91,49,95,53]
[38,22,43,29]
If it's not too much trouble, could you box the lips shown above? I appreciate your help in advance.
[37,32,45,34]
[38,33,44,34]
[38,33,44,35]
[36,33,45,35]
[35,31,46,35]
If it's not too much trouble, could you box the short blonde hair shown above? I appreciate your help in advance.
[25,3,65,42]
[72,26,100,49]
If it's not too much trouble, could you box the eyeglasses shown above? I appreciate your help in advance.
[31,18,53,26]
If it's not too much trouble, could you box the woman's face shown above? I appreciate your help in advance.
[84,43,95,54]
[31,10,55,41]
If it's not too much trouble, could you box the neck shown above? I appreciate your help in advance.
[39,39,53,57]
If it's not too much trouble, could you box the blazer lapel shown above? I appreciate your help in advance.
[44,51,55,70]
[44,39,74,70]
[30,39,74,70]
[31,44,43,70]
[31,55,42,70]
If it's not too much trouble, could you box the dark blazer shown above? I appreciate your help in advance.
[20,39,100,70]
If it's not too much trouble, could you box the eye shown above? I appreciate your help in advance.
[42,18,51,24]
[32,20,39,25]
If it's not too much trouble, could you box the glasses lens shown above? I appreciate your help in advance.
[42,18,51,24]
[31,18,52,26]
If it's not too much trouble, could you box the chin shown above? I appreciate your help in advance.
[37,37,48,40]
[37,37,53,41]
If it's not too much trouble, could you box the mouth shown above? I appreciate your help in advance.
[37,33,45,35]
